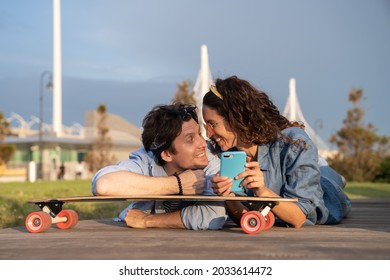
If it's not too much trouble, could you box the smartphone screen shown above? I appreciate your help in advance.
[220,151,246,192]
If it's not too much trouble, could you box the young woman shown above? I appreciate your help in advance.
[202,76,351,228]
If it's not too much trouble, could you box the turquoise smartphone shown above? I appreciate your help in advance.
[220,151,246,192]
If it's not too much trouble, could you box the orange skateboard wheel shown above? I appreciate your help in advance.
[56,209,79,230]
[264,211,275,230]
[25,211,52,233]
[240,211,265,234]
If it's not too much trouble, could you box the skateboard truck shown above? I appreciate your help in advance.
[248,201,276,211]
[36,200,64,217]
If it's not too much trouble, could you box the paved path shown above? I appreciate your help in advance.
[0,199,389,260]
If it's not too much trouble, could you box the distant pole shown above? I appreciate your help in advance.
[39,71,53,180]
[52,0,62,137]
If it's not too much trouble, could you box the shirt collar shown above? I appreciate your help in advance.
[257,144,270,171]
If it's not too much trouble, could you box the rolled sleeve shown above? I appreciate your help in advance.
[281,130,329,224]
[91,165,130,195]
[181,201,227,230]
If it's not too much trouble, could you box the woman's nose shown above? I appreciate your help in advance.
[205,127,214,139]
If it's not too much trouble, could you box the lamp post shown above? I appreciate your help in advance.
[38,71,53,180]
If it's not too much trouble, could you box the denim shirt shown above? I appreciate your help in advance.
[252,126,352,225]
[256,127,330,225]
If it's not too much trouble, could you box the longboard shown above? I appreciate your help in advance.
[25,195,298,234]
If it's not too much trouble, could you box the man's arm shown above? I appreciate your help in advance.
[124,209,185,229]
[93,168,207,196]
[94,171,178,196]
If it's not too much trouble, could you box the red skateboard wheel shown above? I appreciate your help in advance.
[25,211,52,233]
[264,211,275,230]
[56,209,79,230]
[240,211,266,234]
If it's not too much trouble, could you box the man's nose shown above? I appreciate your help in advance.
[198,135,207,147]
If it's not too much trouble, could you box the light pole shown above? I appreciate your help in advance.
[38,71,53,180]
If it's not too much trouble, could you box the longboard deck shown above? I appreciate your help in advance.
[29,195,298,204]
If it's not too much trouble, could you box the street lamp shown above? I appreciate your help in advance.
[38,71,53,180]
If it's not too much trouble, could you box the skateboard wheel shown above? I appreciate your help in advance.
[56,209,79,230]
[25,211,52,233]
[240,211,265,234]
[264,211,275,230]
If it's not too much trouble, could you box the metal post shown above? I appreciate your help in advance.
[39,71,52,180]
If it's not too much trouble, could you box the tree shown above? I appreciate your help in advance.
[328,89,389,181]
[85,105,116,173]
[171,80,196,104]
[375,156,390,183]
[0,112,15,165]
[0,112,8,141]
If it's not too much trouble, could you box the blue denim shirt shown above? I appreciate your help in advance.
[91,145,227,230]
[252,127,351,225]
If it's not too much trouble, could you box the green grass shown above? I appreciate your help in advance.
[0,180,389,229]
[344,182,390,199]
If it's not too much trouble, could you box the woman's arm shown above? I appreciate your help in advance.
[211,163,306,228]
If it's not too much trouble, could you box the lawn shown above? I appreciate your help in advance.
[0,180,389,229]
[344,181,390,199]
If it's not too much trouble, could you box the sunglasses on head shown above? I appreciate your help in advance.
[160,104,198,122]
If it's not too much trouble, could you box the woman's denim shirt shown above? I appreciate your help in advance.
[257,127,329,225]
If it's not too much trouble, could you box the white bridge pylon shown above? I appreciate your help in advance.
[193,45,214,138]
[283,78,330,153]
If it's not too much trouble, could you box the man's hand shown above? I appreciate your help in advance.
[178,169,206,195]
[124,209,149,228]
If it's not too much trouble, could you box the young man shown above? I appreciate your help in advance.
[91,103,227,230]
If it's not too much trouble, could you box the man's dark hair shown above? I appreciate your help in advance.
[142,103,198,165]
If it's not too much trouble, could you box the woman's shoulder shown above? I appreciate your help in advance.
[278,126,317,155]
[281,126,311,141]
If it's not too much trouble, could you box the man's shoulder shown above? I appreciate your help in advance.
[129,147,153,158]
[126,147,157,166]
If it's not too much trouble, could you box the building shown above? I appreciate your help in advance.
[2,111,142,182]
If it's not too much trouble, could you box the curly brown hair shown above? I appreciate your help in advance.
[203,76,304,145]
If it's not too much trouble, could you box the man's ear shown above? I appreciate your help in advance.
[161,150,174,163]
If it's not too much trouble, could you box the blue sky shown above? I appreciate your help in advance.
[1,0,389,148]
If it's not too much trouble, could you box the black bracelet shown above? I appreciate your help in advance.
[173,173,183,195]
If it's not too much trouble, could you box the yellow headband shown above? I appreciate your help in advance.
[210,85,223,100]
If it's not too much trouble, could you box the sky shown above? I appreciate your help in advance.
[1,0,389,149]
